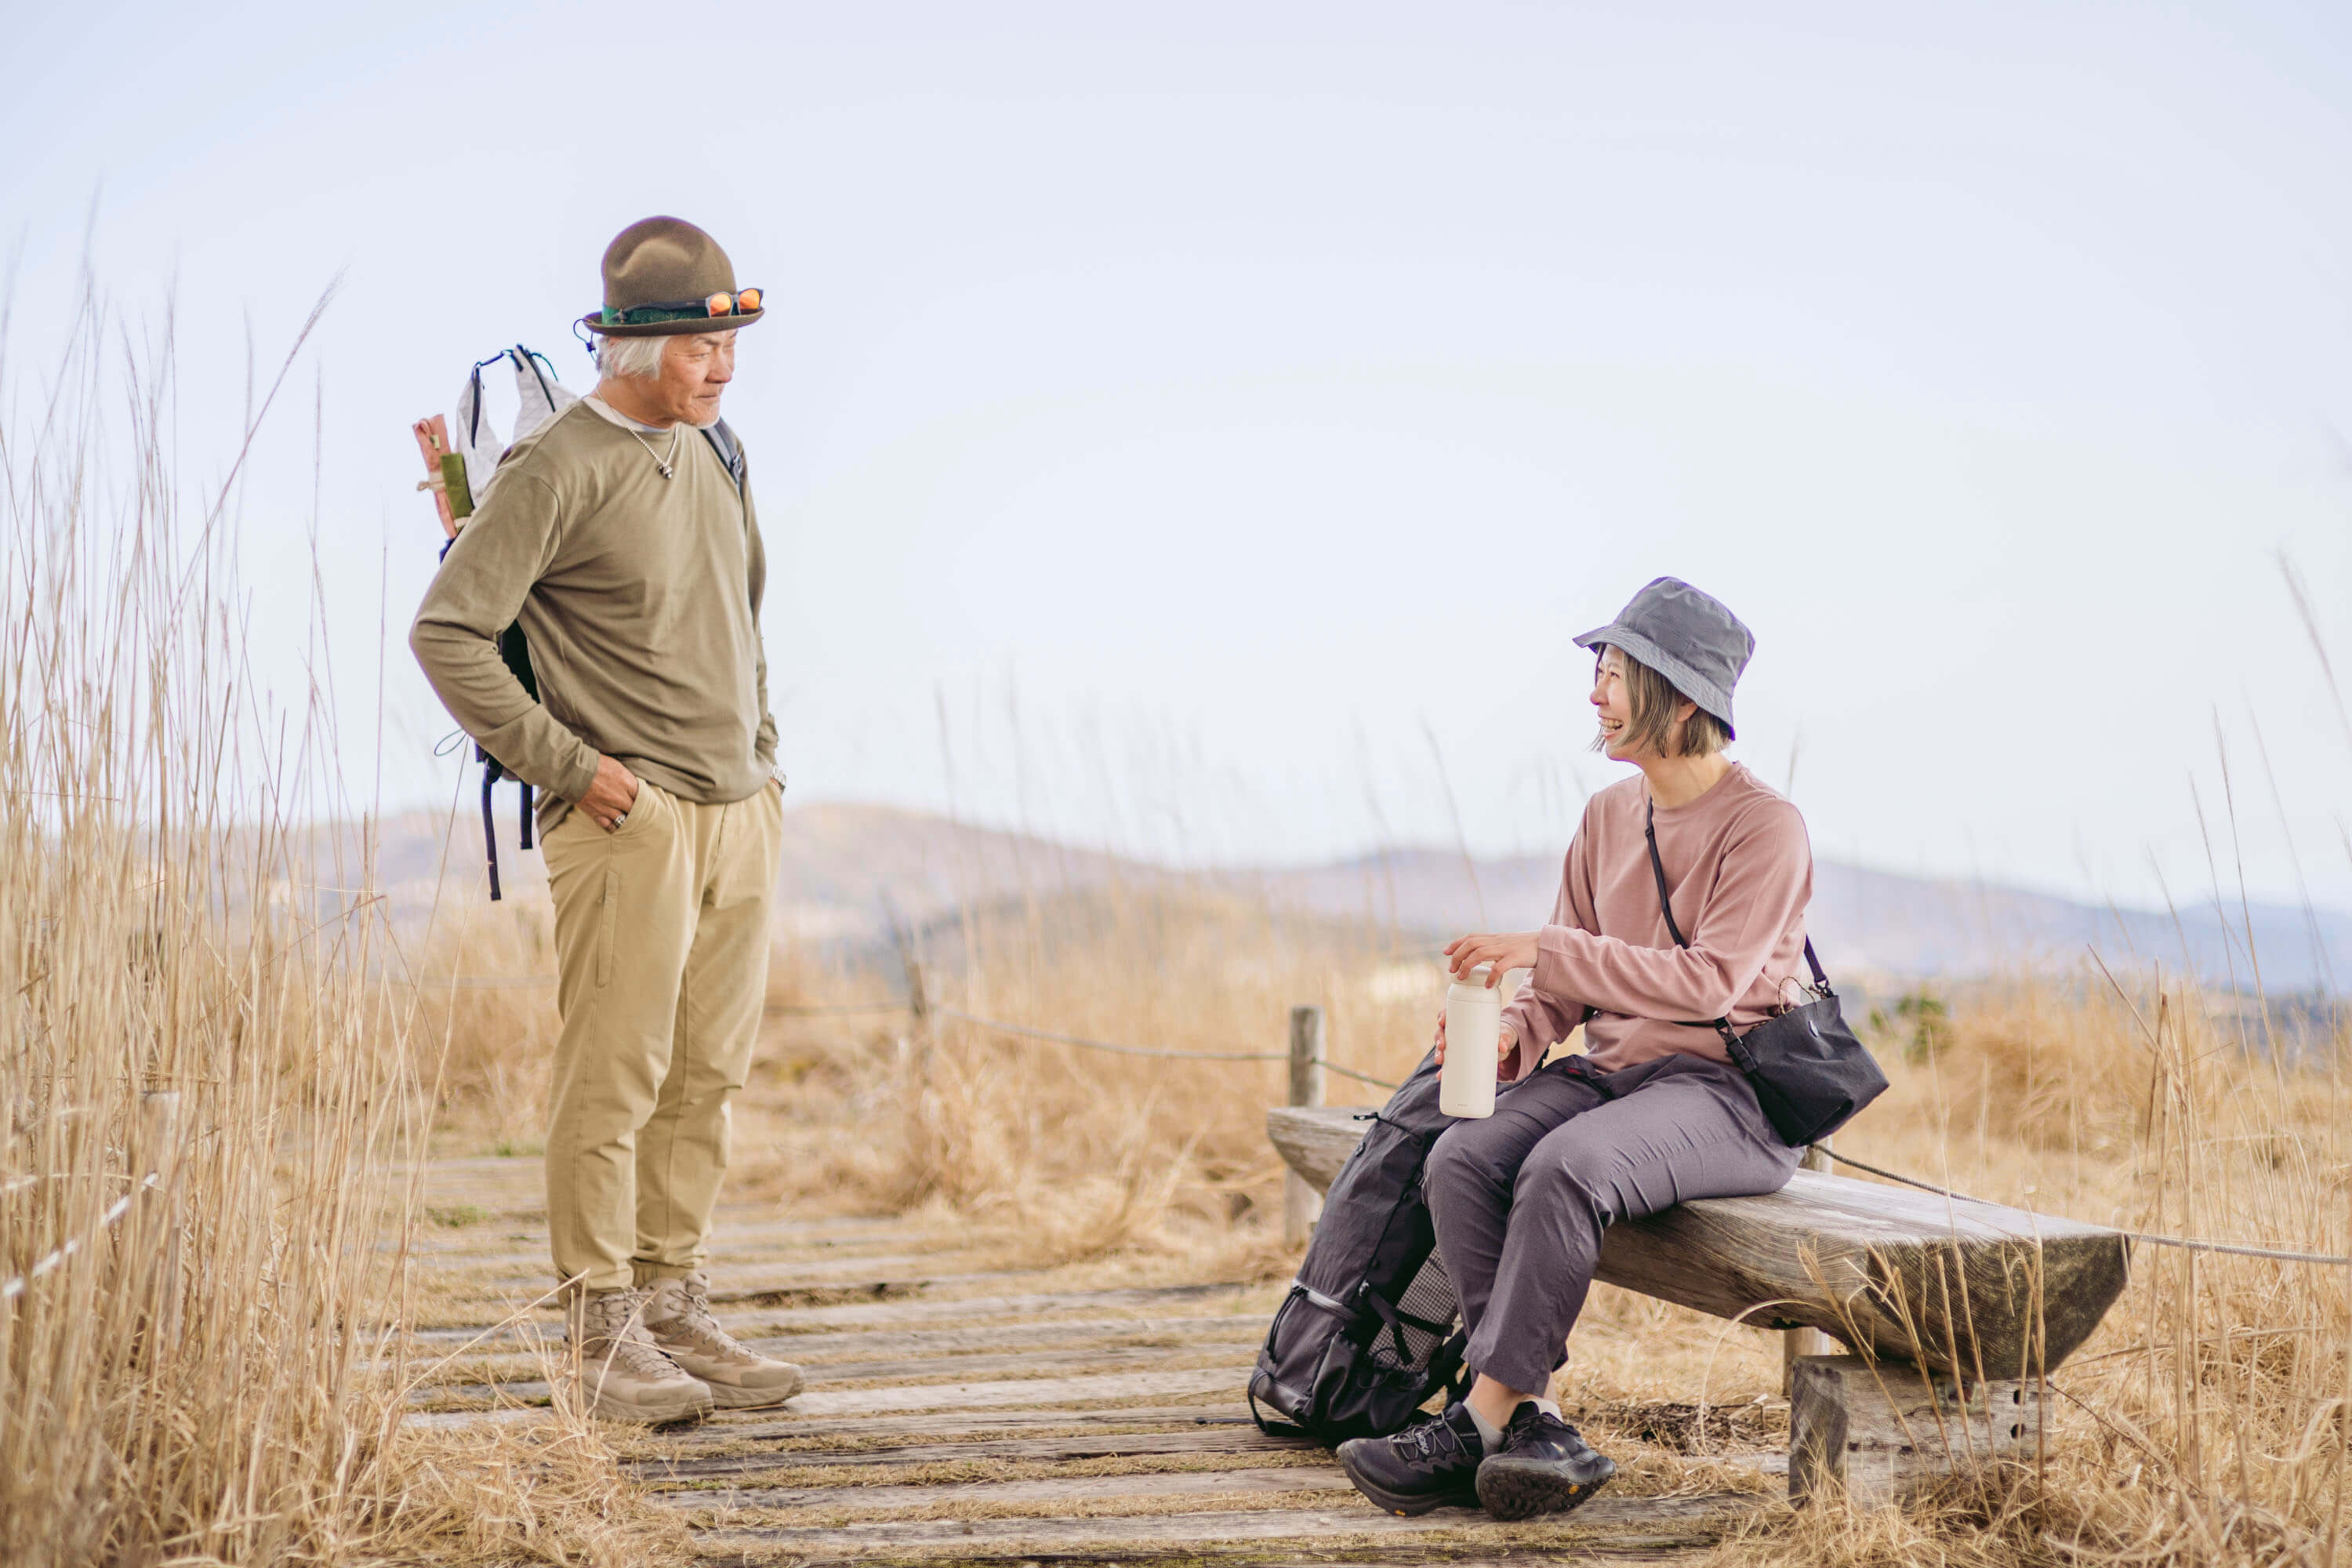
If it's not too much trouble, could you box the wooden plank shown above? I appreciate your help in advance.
[764,1343,1252,1387]
[394,1250,942,1283]
[394,1316,1266,1385]
[663,1403,1258,1446]
[742,1312,1266,1363]
[402,1283,1266,1347]
[757,1367,1240,1419]
[720,1279,1261,1335]
[1268,1105,2129,1376]
[403,1407,546,1430]
[635,1425,1313,1480]
[403,1368,1254,1422]
[405,1224,926,1262]
[406,1365,1251,1432]
[412,1344,1254,1406]
[650,1462,1352,1512]
[718,1281,1269,1329]
[697,1492,1749,1555]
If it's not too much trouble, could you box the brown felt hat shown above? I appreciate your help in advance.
[579,216,765,338]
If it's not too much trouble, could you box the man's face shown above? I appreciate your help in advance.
[647,330,737,426]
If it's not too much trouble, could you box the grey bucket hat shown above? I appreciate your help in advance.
[1573,577,1754,739]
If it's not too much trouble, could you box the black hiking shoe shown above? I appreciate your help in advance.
[1475,1402,1617,1521]
[1337,1403,1485,1515]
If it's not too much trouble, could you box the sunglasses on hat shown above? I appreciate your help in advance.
[598,288,763,328]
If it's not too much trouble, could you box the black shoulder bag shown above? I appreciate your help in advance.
[1643,800,1886,1145]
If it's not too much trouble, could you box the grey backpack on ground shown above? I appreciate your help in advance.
[1249,1051,1470,1443]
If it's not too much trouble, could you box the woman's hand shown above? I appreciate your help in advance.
[1444,931,1540,983]
[1432,1007,1518,1068]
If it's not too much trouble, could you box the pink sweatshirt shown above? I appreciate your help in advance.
[1498,764,1813,1079]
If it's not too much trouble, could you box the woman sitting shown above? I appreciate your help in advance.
[1340,576,1811,1522]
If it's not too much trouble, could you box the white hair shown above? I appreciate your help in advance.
[593,332,670,381]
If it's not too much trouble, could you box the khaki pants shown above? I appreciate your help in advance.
[541,779,782,1293]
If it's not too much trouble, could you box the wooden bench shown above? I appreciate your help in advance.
[1267,1103,2131,1505]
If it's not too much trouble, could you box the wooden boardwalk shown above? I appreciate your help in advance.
[405,1156,1775,1565]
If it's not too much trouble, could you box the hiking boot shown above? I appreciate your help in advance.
[1475,1402,1617,1520]
[640,1271,805,1410]
[565,1287,714,1425]
[1337,1403,1485,1515]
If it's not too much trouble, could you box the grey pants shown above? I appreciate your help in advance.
[1425,1052,1798,1396]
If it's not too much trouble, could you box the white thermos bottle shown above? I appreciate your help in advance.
[1441,964,1520,1119]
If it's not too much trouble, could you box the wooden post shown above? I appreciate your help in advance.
[895,928,933,1083]
[1283,1006,1325,1248]
[1782,1138,1839,1392]
[1790,1353,2043,1507]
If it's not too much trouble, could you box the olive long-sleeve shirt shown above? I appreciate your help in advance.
[409,398,777,833]
[1499,764,1813,1079]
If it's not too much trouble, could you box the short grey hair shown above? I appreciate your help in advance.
[593,332,669,380]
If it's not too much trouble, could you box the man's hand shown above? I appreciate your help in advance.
[579,754,641,833]
[1444,931,1540,983]
[1432,1007,1519,1068]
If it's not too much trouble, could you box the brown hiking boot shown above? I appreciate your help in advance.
[564,1287,715,1425]
[640,1271,805,1410]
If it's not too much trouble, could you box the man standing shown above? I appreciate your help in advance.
[412,216,803,1423]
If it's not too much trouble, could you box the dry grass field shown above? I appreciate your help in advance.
[390,876,2352,1568]
[5,305,2347,1566]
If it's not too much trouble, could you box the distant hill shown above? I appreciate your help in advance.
[1270,847,2348,995]
[367,800,2350,993]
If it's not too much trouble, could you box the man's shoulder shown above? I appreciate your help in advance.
[488,400,624,491]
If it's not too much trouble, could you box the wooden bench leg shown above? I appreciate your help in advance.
[1789,1355,2042,1508]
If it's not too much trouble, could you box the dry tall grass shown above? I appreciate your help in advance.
[0,292,677,1566]
[10,284,2346,1567]
[736,875,2349,1563]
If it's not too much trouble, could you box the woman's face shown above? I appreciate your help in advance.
[1590,646,1636,760]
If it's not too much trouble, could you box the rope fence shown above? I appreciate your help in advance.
[933,1004,1288,1064]
[927,1000,2351,1267]
[0,1174,160,1303]
[415,979,2350,1269]
[1823,1147,2352,1268]
[931,1004,1403,1087]
[420,977,908,1018]
[773,1001,916,1017]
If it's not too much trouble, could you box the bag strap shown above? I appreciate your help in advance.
[1642,798,1832,1045]
[1642,797,1693,949]
[1246,1382,1314,1439]
[699,418,747,495]
[515,344,561,408]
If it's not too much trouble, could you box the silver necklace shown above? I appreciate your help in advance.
[624,423,682,480]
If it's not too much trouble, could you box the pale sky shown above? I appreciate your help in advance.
[6,1,2351,909]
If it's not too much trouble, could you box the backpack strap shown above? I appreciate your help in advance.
[516,345,561,408]
[480,769,503,902]
[1246,1384,1314,1439]
[699,418,746,494]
